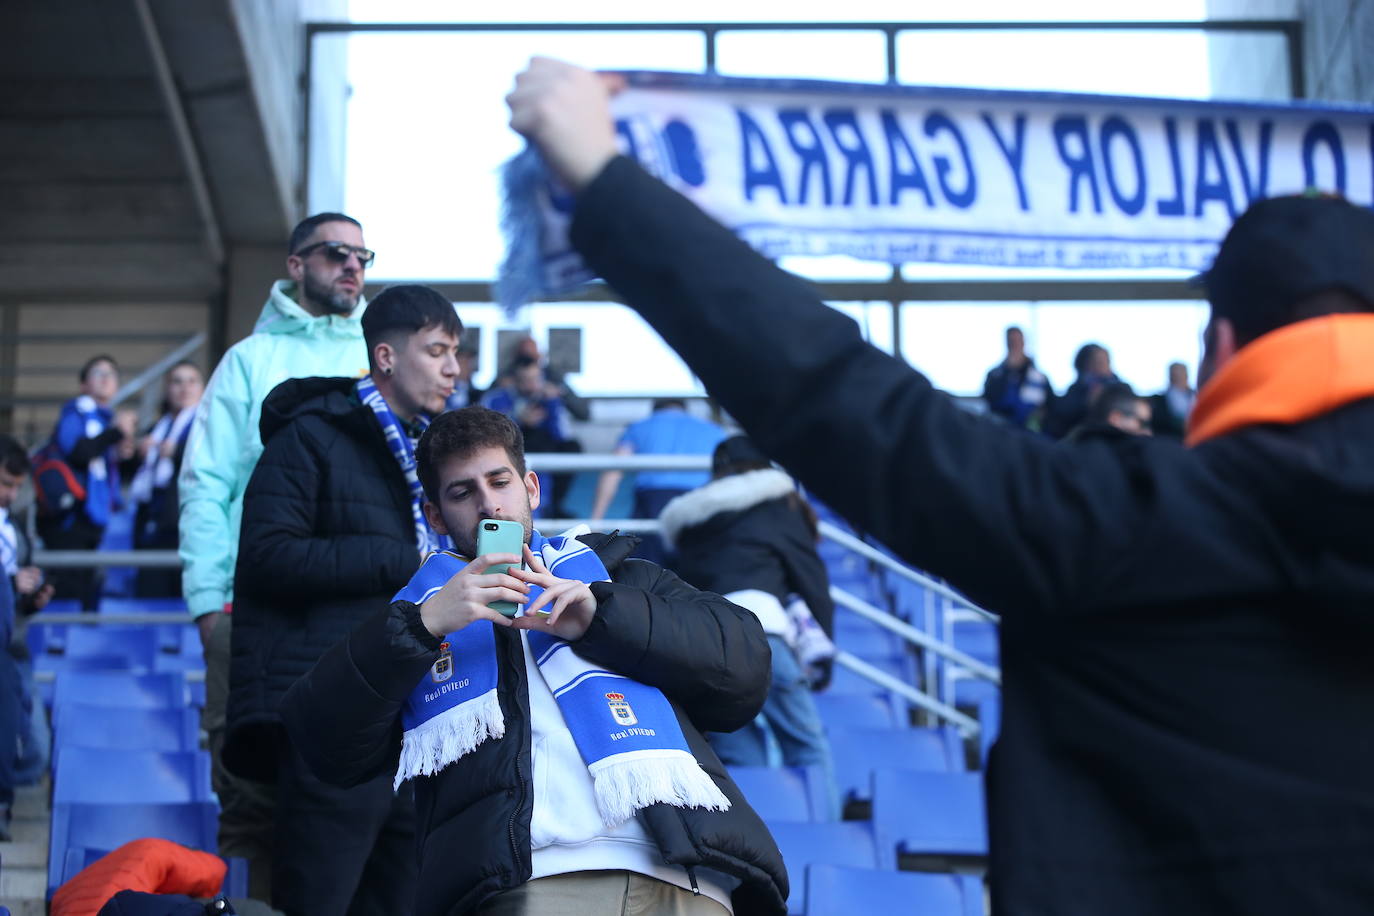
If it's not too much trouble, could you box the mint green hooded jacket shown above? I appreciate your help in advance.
[178,280,370,618]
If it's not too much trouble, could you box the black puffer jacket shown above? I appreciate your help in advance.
[280,532,788,916]
[660,468,834,636]
[568,157,1374,915]
[225,376,421,781]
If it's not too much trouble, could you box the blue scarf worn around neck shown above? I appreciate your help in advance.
[356,376,450,557]
[393,527,730,826]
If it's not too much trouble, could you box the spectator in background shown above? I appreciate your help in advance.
[129,360,204,597]
[1150,361,1196,438]
[34,355,137,609]
[982,326,1054,431]
[589,398,725,565]
[660,435,836,798]
[445,341,485,410]
[177,211,372,901]
[0,437,54,839]
[505,334,591,421]
[1065,382,1153,442]
[1044,343,1119,438]
[226,285,460,916]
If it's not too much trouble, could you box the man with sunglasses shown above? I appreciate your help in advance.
[178,211,375,901]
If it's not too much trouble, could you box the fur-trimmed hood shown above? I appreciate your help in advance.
[658,468,797,549]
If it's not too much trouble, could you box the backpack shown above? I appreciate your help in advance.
[30,442,86,519]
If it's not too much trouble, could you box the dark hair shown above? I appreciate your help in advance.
[710,436,819,539]
[288,212,362,256]
[0,435,30,476]
[653,398,687,412]
[1072,343,1105,376]
[416,407,526,503]
[512,356,541,373]
[1087,382,1141,426]
[362,285,463,371]
[80,354,118,384]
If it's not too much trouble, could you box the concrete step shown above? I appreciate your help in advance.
[0,899,45,916]
[0,862,45,901]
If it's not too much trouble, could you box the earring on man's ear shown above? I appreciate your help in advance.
[383,367,393,376]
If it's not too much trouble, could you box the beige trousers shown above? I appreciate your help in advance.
[475,870,732,916]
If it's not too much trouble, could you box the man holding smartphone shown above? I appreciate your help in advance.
[227,284,463,916]
[282,406,788,916]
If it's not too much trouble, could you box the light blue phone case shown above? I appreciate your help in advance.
[476,518,525,617]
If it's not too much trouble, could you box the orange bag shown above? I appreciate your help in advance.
[51,837,227,916]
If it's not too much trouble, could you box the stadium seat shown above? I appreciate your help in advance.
[47,801,219,897]
[832,617,906,657]
[51,671,192,721]
[727,765,832,823]
[52,747,213,805]
[828,726,962,818]
[53,705,200,757]
[766,821,884,915]
[953,676,999,710]
[872,769,988,869]
[978,698,1000,766]
[814,692,902,731]
[805,864,982,916]
[828,653,917,695]
[99,597,190,614]
[952,619,999,666]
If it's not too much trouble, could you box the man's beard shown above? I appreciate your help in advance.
[449,498,534,560]
[302,270,358,315]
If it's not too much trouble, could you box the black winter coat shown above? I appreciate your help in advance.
[225,376,421,781]
[280,532,788,916]
[568,157,1374,915]
[659,468,834,636]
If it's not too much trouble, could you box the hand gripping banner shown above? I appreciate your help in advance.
[498,70,1374,311]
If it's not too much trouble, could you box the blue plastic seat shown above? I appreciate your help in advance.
[828,726,962,816]
[53,747,212,805]
[767,821,883,915]
[833,618,906,657]
[53,705,201,758]
[828,653,916,695]
[99,597,190,614]
[813,693,901,731]
[952,620,999,666]
[727,765,832,823]
[806,864,981,916]
[872,769,988,865]
[47,801,218,897]
[953,677,999,710]
[978,697,1000,766]
[51,671,192,721]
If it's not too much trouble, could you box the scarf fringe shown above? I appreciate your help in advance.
[590,751,731,827]
[395,688,504,789]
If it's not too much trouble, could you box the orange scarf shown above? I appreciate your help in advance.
[1187,314,1374,446]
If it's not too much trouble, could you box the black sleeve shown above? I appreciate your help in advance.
[279,601,439,788]
[576,559,770,733]
[65,426,123,467]
[982,366,1004,408]
[237,421,419,603]
[569,158,1279,616]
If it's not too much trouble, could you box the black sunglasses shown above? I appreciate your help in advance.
[293,240,376,268]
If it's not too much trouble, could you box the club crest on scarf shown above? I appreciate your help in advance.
[393,526,730,827]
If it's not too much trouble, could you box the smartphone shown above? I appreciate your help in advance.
[476,518,526,617]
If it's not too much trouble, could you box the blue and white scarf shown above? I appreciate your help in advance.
[393,526,730,826]
[356,376,450,557]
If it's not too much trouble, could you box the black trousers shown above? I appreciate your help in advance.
[272,740,418,916]
[36,512,105,610]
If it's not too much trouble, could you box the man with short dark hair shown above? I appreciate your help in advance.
[507,58,1374,914]
[177,211,373,897]
[1066,382,1152,441]
[228,284,462,916]
[281,406,786,916]
[982,326,1054,431]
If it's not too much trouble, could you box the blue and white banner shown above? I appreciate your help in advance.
[499,71,1374,309]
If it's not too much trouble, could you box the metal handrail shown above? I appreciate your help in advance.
[820,522,999,623]
[834,651,979,735]
[112,331,207,411]
[831,587,1000,685]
